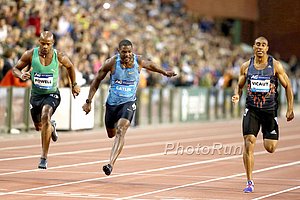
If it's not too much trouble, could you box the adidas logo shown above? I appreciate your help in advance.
[270,130,277,135]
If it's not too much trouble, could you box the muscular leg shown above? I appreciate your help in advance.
[106,127,116,138]
[108,118,130,167]
[40,105,53,159]
[243,135,256,181]
[34,122,42,131]
[263,139,277,153]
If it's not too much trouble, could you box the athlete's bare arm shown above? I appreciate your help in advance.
[12,50,33,80]
[83,56,115,114]
[57,51,80,98]
[232,61,249,104]
[57,52,76,86]
[137,55,176,77]
[274,59,294,121]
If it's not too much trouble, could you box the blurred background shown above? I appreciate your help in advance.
[0,0,299,133]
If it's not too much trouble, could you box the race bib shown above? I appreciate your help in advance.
[250,76,270,92]
[113,80,135,97]
[33,73,53,89]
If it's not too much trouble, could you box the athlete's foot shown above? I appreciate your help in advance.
[38,157,47,169]
[103,164,113,176]
[50,120,58,142]
[243,180,254,193]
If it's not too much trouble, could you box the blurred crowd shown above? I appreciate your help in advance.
[0,0,299,95]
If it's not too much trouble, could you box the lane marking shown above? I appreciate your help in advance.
[0,144,299,197]
[252,185,300,200]
[1,132,300,162]
[117,161,300,200]
[0,139,246,176]
[8,191,118,199]
[0,123,238,151]
[0,135,299,177]
[0,132,244,161]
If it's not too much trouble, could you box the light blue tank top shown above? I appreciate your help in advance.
[106,54,140,105]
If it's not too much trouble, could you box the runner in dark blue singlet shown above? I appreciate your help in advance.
[232,37,294,193]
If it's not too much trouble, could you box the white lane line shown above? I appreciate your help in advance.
[117,161,300,200]
[0,124,235,151]
[0,139,244,176]
[1,134,299,176]
[1,123,298,151]
[252,185,300,200]
[0,132,242,161]
[0,144,299,197]
[9,191,118,199]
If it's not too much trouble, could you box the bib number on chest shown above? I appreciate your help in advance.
[250,77,270,92]
[33,73,53,89]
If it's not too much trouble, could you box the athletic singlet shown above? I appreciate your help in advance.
[30,47,59,96]
[106,54,140,105]
[246,56,278,110]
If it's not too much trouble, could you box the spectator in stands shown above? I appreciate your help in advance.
[0,57,3,81]
[82,39,176,176]
[2,48,16,78]
[27,10,41,36]
[0,0,248,90]
[0,68,31,87]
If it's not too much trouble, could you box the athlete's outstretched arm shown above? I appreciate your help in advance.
[138,56,176,77]
[274,60,294,121]
[232,61,248,104]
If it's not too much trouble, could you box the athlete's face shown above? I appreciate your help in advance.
[39,37,54,55]
[253,38,269,58]
[119,45,133,64]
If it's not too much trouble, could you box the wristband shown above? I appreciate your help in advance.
[72,82,77,87]
[86,99,92,104]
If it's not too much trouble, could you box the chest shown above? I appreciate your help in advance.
[113,65,139,80]
[38,55,53,66]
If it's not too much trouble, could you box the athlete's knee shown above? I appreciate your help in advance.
[41,105,53,123]
[243,135,256,154]
[264,140,277,153]
[244,135,256,147]
[41,113,51,124]
[116,125,128,137]
[34,123,42,131]
[107,130,116,138]
[266,146,276,153]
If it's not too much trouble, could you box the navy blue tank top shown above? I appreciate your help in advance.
[106,54,140,105]
[246,56,278,110]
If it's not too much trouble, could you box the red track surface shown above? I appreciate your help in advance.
[0,117,299,199]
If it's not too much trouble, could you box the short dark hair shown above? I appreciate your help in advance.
[119,39,132,49]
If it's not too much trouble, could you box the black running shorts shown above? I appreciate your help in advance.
[242,107,279,140]
[29,90,61,123]
[105,101,136,129]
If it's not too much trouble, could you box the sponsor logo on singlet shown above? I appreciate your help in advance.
[33,72,53,89]
[250,75,270,92]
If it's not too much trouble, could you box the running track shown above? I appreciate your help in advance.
[0,117,299,199]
